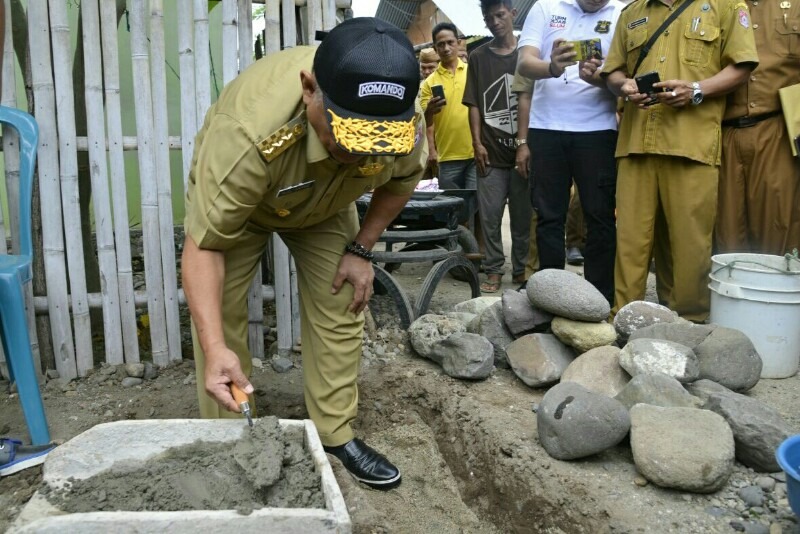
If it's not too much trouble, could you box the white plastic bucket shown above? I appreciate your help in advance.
[709,253,800,379]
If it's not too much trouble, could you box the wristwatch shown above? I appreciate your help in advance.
[691,82,704,105]
[514,138,527,148]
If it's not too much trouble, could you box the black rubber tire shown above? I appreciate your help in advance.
[372,264,416,328]
[414,255,480,318]
[449,225,481,282]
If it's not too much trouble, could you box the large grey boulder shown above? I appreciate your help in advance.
[615,372,702,410]
[501,289,552,337]
[506,334,575,387]
[693,327,762,392]
[704,391,792,472]
[560,346,630,398]
[537,382,630,460]
[454,296,501,316]
[526,269,610,322]
[475,301,515,368]
[444,311,477,329]
[619,338,700,383]
[630,405,735,493]
[551,317,617,353]
[430,332,494,380]
[409,314,467,364]
[629,322,715,349]
[614,301,677,339]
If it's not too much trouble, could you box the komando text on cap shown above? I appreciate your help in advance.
[313,17,419,156]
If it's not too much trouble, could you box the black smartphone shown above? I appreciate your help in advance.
[635,71,661,96]
[431,84,446,103]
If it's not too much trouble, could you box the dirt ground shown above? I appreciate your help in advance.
[1,219,800,533]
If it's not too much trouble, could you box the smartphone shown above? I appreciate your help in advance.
[567,38,603,61]
[431,84,446,103]
[635,71,661,96]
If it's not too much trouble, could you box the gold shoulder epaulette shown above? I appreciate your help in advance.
[256,111,307,163]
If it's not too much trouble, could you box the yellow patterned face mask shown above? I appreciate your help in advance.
[328,109,416,156]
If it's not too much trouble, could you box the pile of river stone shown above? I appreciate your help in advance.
[407,269,797,494]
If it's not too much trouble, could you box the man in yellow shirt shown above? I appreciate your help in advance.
[601,0,758,321]
[420,23,476,208]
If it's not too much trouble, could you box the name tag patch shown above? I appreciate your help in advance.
[358,82,405,100]
[628,17,648,29]
[277,180,315,197]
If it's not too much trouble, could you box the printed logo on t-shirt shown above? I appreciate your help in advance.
[483,73,518,136]
[550,15,567,28]
[595,20,611,33]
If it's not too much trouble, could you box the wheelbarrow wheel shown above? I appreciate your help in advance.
[449,225,482,282]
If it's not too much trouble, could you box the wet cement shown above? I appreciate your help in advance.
[44,417,324,514]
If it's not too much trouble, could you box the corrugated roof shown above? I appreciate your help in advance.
[375,0,423,31]
[513,0,536,29]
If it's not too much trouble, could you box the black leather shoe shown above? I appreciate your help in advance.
[323,438,401,490]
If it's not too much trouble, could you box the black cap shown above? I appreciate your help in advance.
[313,18,419,156]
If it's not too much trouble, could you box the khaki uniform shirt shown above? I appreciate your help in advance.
[724,0,800,119]
[604,0,759,165]
[185,47,427,251]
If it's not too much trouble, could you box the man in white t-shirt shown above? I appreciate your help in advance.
[517,0,623,304]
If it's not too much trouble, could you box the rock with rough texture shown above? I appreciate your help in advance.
[693,327,762,392]
[560,346,630,398]
[551,317,617,353]
[124,363,145,379]
[615,372,702,410]
[537,382,630,460]
[501,289,552,337]
[121,377,143,388]
[475,301,515,368]
[630,404,735,493]
[704,391,792,472]
[506,334,576,387]
[614,301,677,339]
[444,312,477,329]
[629,322,715,349]
[271,357,293,374]
[409,314,467,364]
[453,297,501,316]
[619,338,700,382]
[683,379,733,404]
[430,332,494,380]
[142,361,159,381]
[526,269,610,322]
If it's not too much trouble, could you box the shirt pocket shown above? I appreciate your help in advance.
[681,22,720,67]
[263,181,316,218]
[775,18,800,58]
[625,28,648,72]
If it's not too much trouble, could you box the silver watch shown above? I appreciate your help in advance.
[691,82,704,105]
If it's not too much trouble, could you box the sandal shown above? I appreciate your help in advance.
[480,274,502,293]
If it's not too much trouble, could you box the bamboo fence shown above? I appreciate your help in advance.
[0,0,350,379]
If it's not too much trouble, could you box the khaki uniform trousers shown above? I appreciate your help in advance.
[614,155,718,322]
[716,116,800,255]
[192,205,362,448]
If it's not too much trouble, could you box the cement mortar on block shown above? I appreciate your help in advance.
[11,419,351,534]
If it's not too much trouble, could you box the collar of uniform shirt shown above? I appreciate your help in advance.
[306,119,331,164]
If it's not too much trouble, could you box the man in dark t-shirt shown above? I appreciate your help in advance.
[463,0,532,292]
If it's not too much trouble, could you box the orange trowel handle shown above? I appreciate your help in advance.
[231,383,249,408]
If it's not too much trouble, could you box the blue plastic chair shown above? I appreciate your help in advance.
[0,105,50,445]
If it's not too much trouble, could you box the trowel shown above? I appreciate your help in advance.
[231,383,254,428]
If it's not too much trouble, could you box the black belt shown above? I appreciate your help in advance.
[722,111,782,129]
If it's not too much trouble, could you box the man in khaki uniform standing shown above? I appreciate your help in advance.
[716,0,800,255]
[602,0,758,321]
[182,18,427,490]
